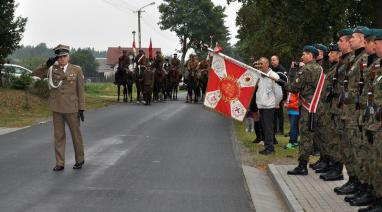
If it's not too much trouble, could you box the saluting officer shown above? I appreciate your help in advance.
[32,44,85,171]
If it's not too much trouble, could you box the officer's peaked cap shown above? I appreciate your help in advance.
[53,44,70,56]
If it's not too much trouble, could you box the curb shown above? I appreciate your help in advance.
[268,164,304,212]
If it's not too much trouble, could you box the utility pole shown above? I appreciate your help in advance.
[134,2,155,49]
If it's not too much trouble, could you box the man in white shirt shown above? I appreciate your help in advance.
[256,57,283,155]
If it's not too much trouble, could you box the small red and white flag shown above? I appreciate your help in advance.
[132,40,137,56]
[204,53,259,121]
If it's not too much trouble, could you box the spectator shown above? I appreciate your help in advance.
[271,55,287,135]
[256,57,283,155]
[284,92,300,149]
[245,111,254,132]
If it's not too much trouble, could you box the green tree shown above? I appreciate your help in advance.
[70,49,99,78]
[158,0,230,69]
[0,0,27,87]
[229,0,382,67]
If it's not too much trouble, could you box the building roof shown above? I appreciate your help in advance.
[106,47,161,66]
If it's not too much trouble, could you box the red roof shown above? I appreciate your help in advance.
[106,47,161,66]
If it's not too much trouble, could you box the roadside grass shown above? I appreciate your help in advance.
[0,83,119,128]
[234,115,299,169]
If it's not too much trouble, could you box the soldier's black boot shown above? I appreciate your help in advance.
[320,162,344,181]
[315,156,331,173]
[345,183,366,202]
[335,176,359,195]
[359,198,382,212]
[311,155,329,170]
[309,156,322,169]
[350,184,375,206]
[287,160,308,175]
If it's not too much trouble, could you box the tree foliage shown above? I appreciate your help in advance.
[158,0,230,67]
[0,0,27,87]
[70,49,99,78]
[228,0,382,66]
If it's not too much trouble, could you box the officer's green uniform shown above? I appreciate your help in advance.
[32,44,85,168]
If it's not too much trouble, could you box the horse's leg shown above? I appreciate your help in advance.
[117,84,120,102]
[123,83,127,102]
[128,83,133,102]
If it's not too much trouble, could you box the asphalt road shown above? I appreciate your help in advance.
[0,97,253,212]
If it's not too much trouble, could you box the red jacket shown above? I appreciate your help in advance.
[286,92,299,111]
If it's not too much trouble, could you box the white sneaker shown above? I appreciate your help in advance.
[245,128,249,132]
[250,128,254,132]
[259,141,265,146]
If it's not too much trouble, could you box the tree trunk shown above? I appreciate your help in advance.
[180,35,189,75]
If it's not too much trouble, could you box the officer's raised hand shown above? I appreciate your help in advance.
[78,110,84,122]
[46,56,58,67]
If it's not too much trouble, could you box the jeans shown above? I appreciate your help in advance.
[289,114,299,144]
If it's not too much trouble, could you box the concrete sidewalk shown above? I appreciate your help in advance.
[268,164,361,212]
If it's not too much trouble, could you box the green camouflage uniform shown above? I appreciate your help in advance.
[358,55,381,185]
[285,61,323,162]
[363,60,382,197]
[338,48,368,178]
[316,62,339,158]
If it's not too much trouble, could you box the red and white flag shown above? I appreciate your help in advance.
[204,53,260,121]
[148,38,153,60]
[132,40,136,56]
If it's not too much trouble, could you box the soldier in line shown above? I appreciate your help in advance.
[313,43,344,181]
[170,53,181,100]
[359,28,382,212]
[276,45,324,175]
[32,44,85,171]
[152,51,164,102]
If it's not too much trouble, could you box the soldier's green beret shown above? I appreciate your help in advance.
[313,43,328,52]
[374,29,382,40]
[337,28,353,37]
[53,44,70,56]
[303,45,319,57]
[328,43,340,52]
[353,26,370,35]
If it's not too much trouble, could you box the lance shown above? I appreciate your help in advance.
[202,44,281,81]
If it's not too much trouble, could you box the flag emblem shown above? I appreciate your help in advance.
[204,53,259,121]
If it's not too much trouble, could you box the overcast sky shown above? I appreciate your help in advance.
[15,0,241,54]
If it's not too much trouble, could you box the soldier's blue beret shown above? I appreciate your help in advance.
[303,45,319,57]
[313,43,329,52]
[353,26,370,35]
[337,28,353,37]
[374,29,382,40]
[328,43,340,52]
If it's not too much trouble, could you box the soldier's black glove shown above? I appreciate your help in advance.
[78,110,84,122]
[275,79,286,88]
[46,56,58,67]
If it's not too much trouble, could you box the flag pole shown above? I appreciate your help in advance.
[203,44,280,81]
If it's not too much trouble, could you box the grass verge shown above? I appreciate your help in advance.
[233,117,299,169]
[0,83,119,127]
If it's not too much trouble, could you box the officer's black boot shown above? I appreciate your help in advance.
[335,176,359,195]
[345,183,367,202]
[320,161,344,181]
[350,184,375,206]
[287,159,308,175]
[315,156,332,173]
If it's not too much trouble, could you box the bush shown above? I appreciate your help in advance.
[30,79,49,99]
[10,73,32,89]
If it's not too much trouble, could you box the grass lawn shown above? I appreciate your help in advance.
[0,83,119,128]
[234,114,299,169]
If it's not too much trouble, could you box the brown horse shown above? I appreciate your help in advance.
[115,66,128,102]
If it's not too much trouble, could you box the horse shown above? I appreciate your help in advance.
[126,69,134,102]
[169,67,180,100]
[115,66,128,102]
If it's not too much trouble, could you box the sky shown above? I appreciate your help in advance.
[14,0,242,55]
